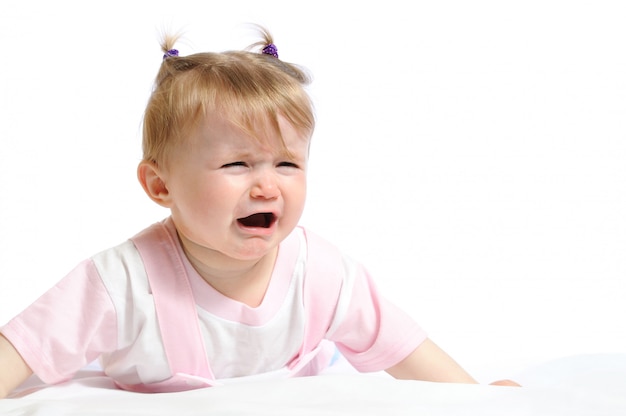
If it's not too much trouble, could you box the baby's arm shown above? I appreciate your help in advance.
[386,338,477,383]
[385,338,520,386]
[0,334,32,398]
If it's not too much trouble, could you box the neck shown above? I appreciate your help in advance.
[178,233,278,308]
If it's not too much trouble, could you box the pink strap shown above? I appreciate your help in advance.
[131,223,214,380]
[289,229,343,376]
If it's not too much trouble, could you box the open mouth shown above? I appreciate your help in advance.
[237,212,277,229]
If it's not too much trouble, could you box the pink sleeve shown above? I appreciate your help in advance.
[327,263,427,372]
[0,259,117,384]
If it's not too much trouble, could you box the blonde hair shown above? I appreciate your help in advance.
[142,27,315,167]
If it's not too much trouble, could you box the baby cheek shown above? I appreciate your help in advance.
[287,176,307,198]
[289,183,308,215]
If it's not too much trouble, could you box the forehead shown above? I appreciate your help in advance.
[190,111,311,155]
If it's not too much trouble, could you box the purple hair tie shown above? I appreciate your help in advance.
[262,43,279,58]
[163,49,179,60]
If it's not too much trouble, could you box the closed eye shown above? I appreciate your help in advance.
[277,161,300,168]
[221,161,248,168]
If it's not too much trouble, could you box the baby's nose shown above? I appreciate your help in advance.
[250,171,280,199]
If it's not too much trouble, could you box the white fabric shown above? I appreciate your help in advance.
[3,354,625,415]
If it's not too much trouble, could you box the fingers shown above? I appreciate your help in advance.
[489,379,522,387]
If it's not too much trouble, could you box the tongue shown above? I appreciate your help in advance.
[238,213,272,228]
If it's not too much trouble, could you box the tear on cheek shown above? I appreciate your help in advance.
[237,213,276,228]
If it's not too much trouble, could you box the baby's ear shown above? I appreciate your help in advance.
[137,161,172,207]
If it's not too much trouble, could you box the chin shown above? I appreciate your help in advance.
[231,240,280,262]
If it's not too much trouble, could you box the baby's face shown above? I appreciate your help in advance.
[161,113,310,263]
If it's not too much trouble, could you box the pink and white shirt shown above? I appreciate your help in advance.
[1,218,426,392]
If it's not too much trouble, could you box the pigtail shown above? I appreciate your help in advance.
[156,31,196,84]
[160,31,183,59]
[246,24,311,85]
[247,24,275,54]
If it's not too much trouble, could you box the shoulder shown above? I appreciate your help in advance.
[91,219,171,268]
[90,220,172,294]
[295,226,362,294]
[297,225,363,268]
[295,226,344,259]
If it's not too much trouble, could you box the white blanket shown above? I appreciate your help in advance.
[2,354,625,416]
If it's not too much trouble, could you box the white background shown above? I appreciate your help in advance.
[1,0,624,383]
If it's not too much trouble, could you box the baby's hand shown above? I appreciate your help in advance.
[489,379,521,387]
